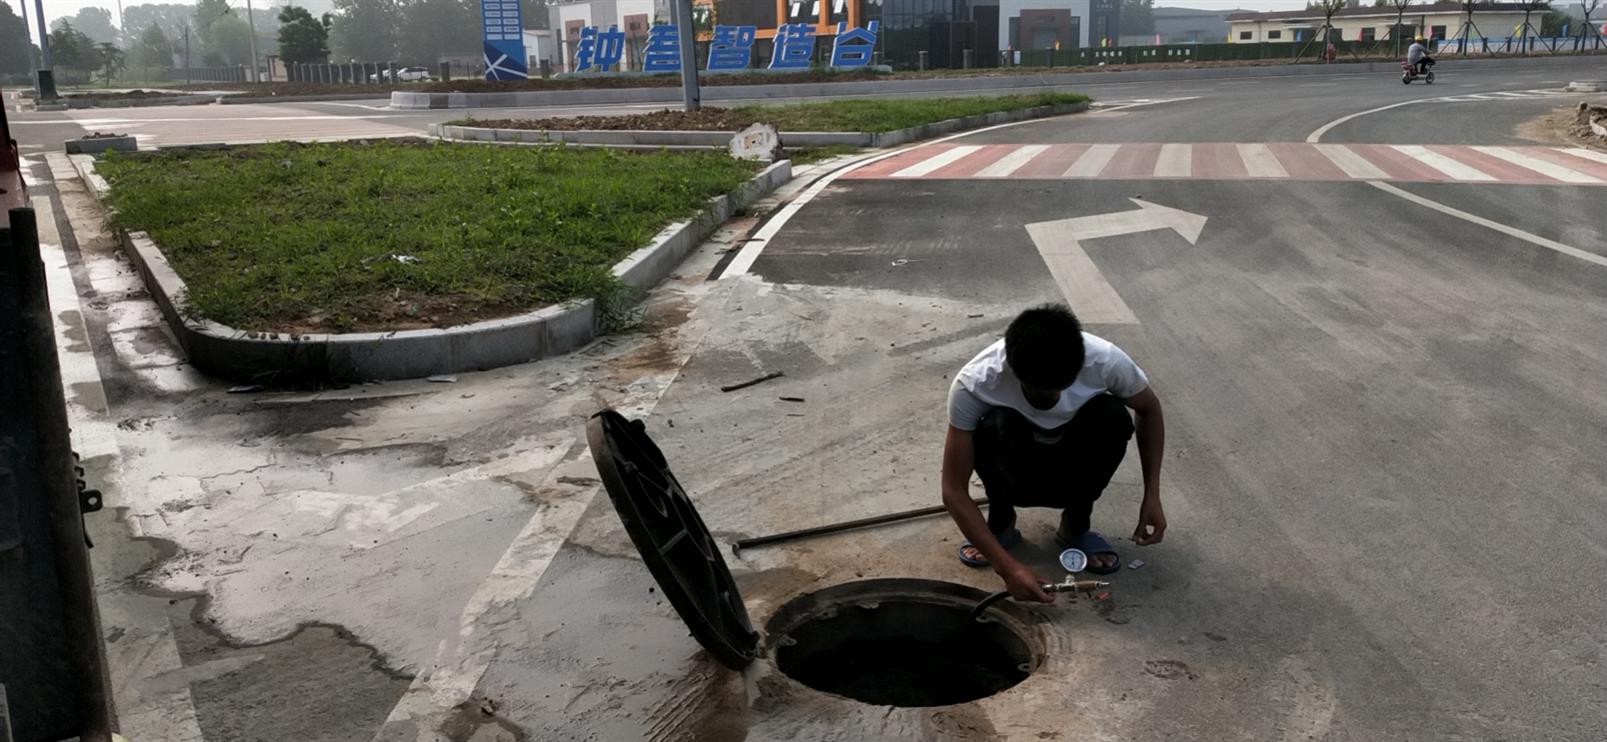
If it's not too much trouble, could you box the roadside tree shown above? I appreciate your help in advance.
[95,41,127,83]
[396,0,478,64]
[130,24,173,79]
[329,0,399,62]
[1,0,35,77]
[276,6,330,64]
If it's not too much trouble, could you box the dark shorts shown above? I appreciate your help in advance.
[972,394,1134,538]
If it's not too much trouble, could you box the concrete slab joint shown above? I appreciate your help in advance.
[66,152,793,383]
[434,102,1090,150]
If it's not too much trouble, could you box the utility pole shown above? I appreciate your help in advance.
[243,0,261,82]
[18,0,35,75]
[31,0,56,99]
[184,24,192,85]
[674,0,699,111]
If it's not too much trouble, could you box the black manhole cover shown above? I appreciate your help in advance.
[587,410,759,670]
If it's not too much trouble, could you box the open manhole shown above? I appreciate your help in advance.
[765,579,1042,707]
[588,410,1045,708]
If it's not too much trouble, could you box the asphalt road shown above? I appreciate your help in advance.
[7,58,1600,152]
[9,60,1607,741]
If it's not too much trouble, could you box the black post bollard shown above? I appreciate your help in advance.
[1,207,116,742]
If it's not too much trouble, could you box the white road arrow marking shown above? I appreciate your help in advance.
[1025,198,1208,324]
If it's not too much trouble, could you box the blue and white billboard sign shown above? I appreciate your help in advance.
[481,0,528,79]
[581,22,880,74]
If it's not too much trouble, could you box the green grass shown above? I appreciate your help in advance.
[788,145,865,165]
[732,92,1091,133]
[96,141,760,333]
[448,92,1091,134]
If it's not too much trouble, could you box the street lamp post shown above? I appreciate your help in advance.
[31,0,56,99]
[244,0,262,82]
[674,0,699,111]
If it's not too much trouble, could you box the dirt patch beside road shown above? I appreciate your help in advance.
[1516,103,1607,150]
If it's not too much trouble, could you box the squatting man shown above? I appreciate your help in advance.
[942,304,1166,603]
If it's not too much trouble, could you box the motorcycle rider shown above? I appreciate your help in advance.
[1407,36,1434,76]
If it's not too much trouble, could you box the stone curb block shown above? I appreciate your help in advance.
[391,54,1607,110]
[64,136,139,155]
[55,94,216,109]
[430,101,1089,149]
[68,152,792,383]
[217,93,399,105]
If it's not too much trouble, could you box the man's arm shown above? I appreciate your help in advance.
[941,425,1054,603]
[1123,386,1167,545]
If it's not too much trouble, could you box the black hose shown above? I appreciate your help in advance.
[732,496,989,553]
[965,590,1013,625]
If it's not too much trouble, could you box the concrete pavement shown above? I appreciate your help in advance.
[9,64,1607,740]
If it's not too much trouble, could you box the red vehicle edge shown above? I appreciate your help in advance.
[1,88,26,227]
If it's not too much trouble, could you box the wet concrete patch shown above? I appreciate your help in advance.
[69,379,110,414]
[167,602,414,742]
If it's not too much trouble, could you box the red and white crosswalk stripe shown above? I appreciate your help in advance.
[845,142,1607,186]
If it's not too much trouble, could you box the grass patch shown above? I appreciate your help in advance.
[453,91,1091,134]
[788,145,865,165]
[96,140,759,333]
[735,91,1090,133]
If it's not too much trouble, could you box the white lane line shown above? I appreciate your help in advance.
[1064,144,1121,177]
[1154,143,1191,177]
[1236,143,1288,178]
[1307,98,1429,143]
[975,144,1050,177]
[1473,146,1601,184]
[892,145,983,177]
[1371,181,1607,268]
[719,97,1198,280]
[1562,147,1607,166]
[1391,145,1495,181]
[1315,143,1389,179]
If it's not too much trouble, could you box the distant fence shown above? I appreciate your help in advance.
[165,66,249,83]
[1004,35,1606,69]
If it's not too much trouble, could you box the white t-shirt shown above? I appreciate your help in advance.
[947,333,1149,431]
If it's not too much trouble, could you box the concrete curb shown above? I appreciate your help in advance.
[55,94,217,109]
[217,93,397,105]
[68,151,792,383]
[64,136,138,155]
[392,54,1607,110]
[431,101,1090,148]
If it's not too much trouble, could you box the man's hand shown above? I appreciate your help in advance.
[1123,386,1167,547]
[998,561,1055,604]
[1133,497,1167,546]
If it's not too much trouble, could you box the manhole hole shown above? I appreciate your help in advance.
[766,579,1043,707]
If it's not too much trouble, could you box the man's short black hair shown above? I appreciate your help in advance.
[1004,304,1085,390]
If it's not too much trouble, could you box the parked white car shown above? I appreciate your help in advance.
[369,66,434,82]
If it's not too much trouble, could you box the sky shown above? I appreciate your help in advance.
[15,0,1317,32]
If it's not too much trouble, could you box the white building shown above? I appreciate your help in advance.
[522,29,562,73]
[548,0,658,71]
[1228,2,1539,45]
